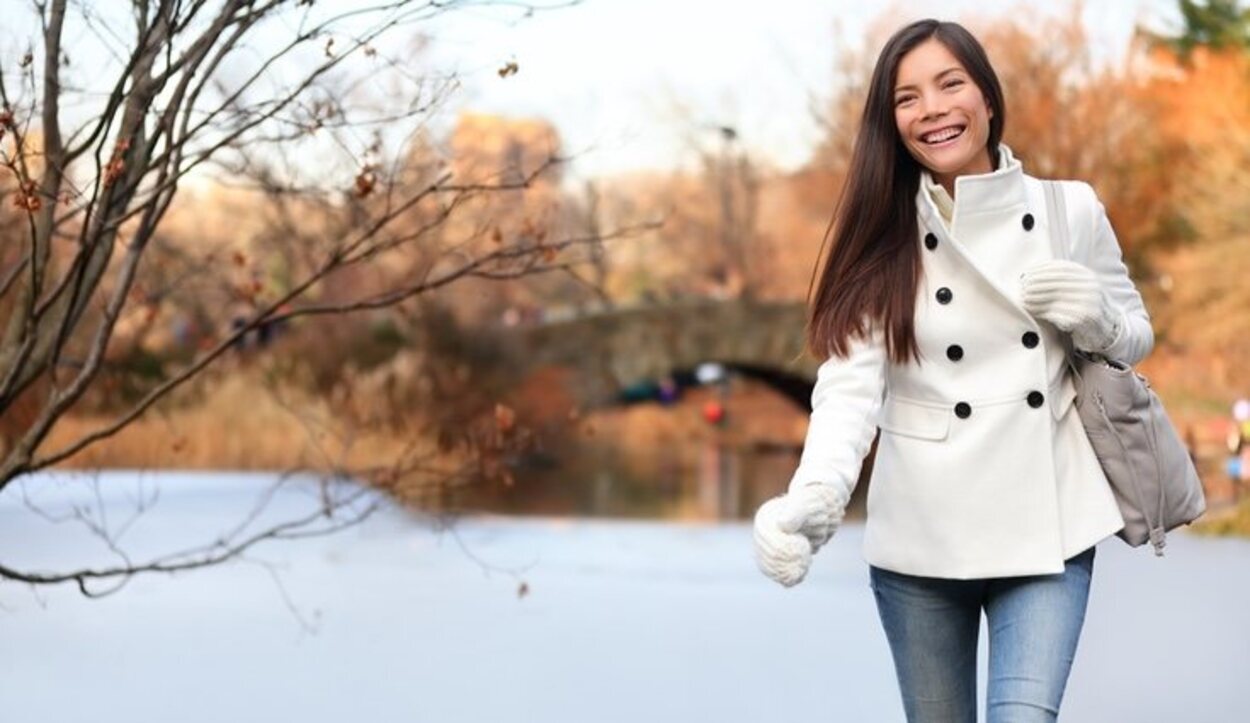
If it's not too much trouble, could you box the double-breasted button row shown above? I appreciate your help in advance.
[945,332,1038,361]
[953,391,1047,419]
[928,212,1032,249]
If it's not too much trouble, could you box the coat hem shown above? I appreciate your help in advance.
[861,520,1122,581]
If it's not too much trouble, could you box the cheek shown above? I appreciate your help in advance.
[967,92,991,124]
[977,106,992,135]
[894,110,912,142]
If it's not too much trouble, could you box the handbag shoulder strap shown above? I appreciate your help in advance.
[1045,181,1086,370]
[1043,180,1071,262]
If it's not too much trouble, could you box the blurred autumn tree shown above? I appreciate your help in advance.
[1144,0,1250,242]
[1135,0,1250,400]
[588,126,807,304]
[1152,0,1250,58]
[0,0,641,593]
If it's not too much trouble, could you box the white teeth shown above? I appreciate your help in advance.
[923,127,964,144]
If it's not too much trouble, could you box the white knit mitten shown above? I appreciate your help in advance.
[753,483,848,587]
[1020,260,1121,353]
[785,482,848,552]
[753,497,812,587]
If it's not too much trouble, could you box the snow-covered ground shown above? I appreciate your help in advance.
[1,472,1246,723]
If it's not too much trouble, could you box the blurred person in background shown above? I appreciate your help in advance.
[752,19,1154,723]
[1230,398,1250,496]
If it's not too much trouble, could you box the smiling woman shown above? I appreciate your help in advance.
[751,17,1158,723]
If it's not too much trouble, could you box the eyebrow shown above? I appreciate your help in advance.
[894,67,966,94]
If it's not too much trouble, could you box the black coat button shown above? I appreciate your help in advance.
[1022,213,1035,231]
[1022,331,1040,348]
[924,232,938,250]
[936,287,953,304]
[955,402,972,419]
[946,344,964,361]
[1027,391,1045,408]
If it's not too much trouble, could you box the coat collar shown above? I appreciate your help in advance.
[913,144,1036,326]
[916,144,1027,229]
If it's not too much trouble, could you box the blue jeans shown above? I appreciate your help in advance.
[869,547,1096,723]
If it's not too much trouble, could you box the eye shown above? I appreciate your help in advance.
[942,78,965,90]
[894,95,916,107]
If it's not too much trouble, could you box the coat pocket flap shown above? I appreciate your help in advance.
[879,397,951,441]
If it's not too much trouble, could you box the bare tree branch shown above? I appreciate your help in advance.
[0,0,616,593]
[0,479,380,597]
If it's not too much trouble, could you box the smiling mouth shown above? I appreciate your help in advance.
[922,126,966,145]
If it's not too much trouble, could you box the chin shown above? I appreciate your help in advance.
[910,142,986,179]
[914,153,964,176]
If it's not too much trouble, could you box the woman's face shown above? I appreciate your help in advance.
[893,38,993,188]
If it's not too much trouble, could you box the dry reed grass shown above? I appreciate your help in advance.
[44,371,442,476]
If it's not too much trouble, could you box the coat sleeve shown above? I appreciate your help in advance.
[1073,182,1155,365]
[786,327,888,503]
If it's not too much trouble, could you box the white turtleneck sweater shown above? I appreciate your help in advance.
[922,171,956,227]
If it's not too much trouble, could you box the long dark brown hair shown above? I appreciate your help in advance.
[806,19,1005,363]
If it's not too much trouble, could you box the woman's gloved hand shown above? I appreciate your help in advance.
[1020,259,1122,353]
[753,483,848,587]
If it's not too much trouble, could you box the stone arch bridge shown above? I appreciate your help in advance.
[496,299,819,411]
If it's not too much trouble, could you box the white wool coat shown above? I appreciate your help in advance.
[788,146,1153,579]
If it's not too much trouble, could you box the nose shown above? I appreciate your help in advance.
[919,92,947,120]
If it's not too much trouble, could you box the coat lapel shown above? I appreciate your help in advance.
[914,146,1038,323]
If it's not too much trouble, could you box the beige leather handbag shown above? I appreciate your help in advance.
[1045,182,1206,555]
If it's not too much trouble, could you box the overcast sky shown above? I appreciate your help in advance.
[422,0,1184,182]
[0,1,1185,186]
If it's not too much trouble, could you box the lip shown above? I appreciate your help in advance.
[919,124,967,146]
